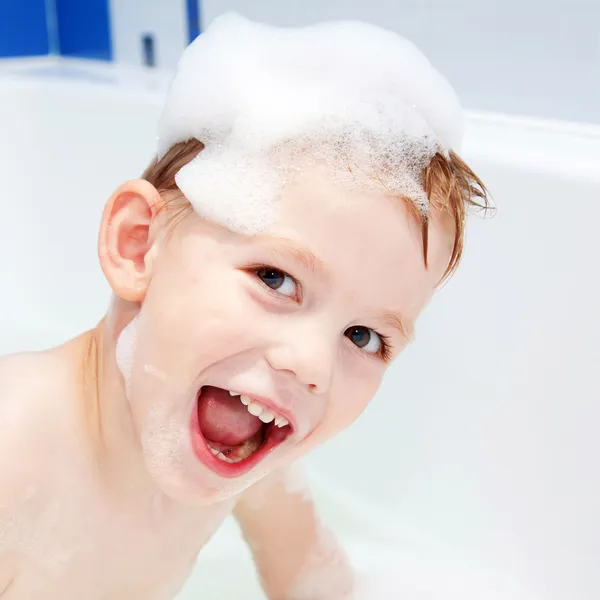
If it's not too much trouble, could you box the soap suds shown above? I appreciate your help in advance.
[157,12,463,234]
[282,462,312,502]
[288,522,354,600]
[238,463,311,512]
[115,316,138,398]
[141,403,187,478]
[0,492,79,576]
[144,363,167,382]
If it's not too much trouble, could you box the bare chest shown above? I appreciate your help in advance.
[0,486,232,600]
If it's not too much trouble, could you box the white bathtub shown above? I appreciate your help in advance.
[1,58,599,600]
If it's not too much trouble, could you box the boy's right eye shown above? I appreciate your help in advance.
[254,266,299,299]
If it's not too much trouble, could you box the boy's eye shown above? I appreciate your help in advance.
[256,267,297,298]
[344,326,382,354]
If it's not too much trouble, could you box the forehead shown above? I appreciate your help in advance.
[270,167,452,318]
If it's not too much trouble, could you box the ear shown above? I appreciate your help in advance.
[98,179,163,302]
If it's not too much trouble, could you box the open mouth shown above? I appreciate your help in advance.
[190,386,293,477]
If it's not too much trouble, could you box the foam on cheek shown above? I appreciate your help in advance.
[115,315,139,398]
[114,317,190,486]
[141,402,188,479]
[144,363,167,381]
[113,316,272,502]
[157,12,463,234]
[141,401,272,502]
[115,319,188,484]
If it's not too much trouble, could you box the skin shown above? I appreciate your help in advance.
[0,166,452,599]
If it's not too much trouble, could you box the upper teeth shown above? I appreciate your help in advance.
[228,391,289,428]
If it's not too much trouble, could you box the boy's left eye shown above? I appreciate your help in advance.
[345,326,382,354]
[255,267,298,298]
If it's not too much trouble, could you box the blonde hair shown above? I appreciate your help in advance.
[142,138,490,283]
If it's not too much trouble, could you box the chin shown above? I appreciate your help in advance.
[137,386,300,505]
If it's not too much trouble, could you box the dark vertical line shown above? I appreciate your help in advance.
[186,0,201,44]
[44,0,59,54]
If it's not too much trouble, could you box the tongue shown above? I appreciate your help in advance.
[197,386,263,446]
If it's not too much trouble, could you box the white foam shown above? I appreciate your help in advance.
[288,522,354,599]
[115,316,138,397]
[143,363,167,381]
[283,462,312,502]
[157,13,463,234]
[141,402,187,477]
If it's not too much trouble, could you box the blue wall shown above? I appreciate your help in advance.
[0,0,199,62]
[55,0,112,60]
[0,0,112,60]
[0,0,49,57]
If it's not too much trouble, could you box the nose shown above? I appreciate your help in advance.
[265,325,336,395]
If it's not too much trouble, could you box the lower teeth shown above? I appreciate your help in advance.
[217,451,235,464]
[207,431,263,464]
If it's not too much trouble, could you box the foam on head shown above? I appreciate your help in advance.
[157,13,463,234]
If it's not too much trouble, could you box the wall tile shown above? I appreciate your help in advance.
[55,0,112,60]
[0,0,49,57]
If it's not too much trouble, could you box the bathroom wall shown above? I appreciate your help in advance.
[2,0,597,124]
[201,0,600,125]
[0,0,49,57]
[108,0,189,68]
[0,0,190,67]
[0,0,112,60]
[55,0,112,60]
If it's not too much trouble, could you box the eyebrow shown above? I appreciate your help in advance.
[254,236,415,341]
[257,237,329,278]
[382,311,416,342]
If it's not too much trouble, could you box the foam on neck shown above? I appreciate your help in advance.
[115,316,138,398]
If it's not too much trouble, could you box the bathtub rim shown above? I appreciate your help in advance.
[1,56,599,186]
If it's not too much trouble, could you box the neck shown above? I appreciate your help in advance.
[79,298,235,522]
[81,297,155,496]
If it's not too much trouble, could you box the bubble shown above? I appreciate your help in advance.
[115,315,138,398]
[157,13,463,234]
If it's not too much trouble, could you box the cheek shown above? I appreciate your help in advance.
[318,373,381,441]
[133,261,266,387]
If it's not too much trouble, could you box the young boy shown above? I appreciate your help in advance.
[0,13,487,600]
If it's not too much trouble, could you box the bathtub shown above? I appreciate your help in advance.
[0,58,598,600]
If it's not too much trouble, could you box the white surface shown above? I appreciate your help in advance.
[1,59,599,599]
[109,0,188,68]
[202,0,600,126]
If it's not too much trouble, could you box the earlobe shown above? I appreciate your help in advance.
[98,179,162,302]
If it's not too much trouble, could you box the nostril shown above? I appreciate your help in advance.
[265,345,330,394]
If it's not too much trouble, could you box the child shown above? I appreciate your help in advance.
[0,13,488,600]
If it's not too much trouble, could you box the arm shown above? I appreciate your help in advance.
[234,464,355,600]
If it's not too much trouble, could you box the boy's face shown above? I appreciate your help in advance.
[109,167,452,504]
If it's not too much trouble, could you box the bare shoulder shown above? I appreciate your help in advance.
[0,352,66,587]
[0,349,70,498]
[0,349,69,418]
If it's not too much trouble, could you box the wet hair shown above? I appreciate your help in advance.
[142,138,491,283]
